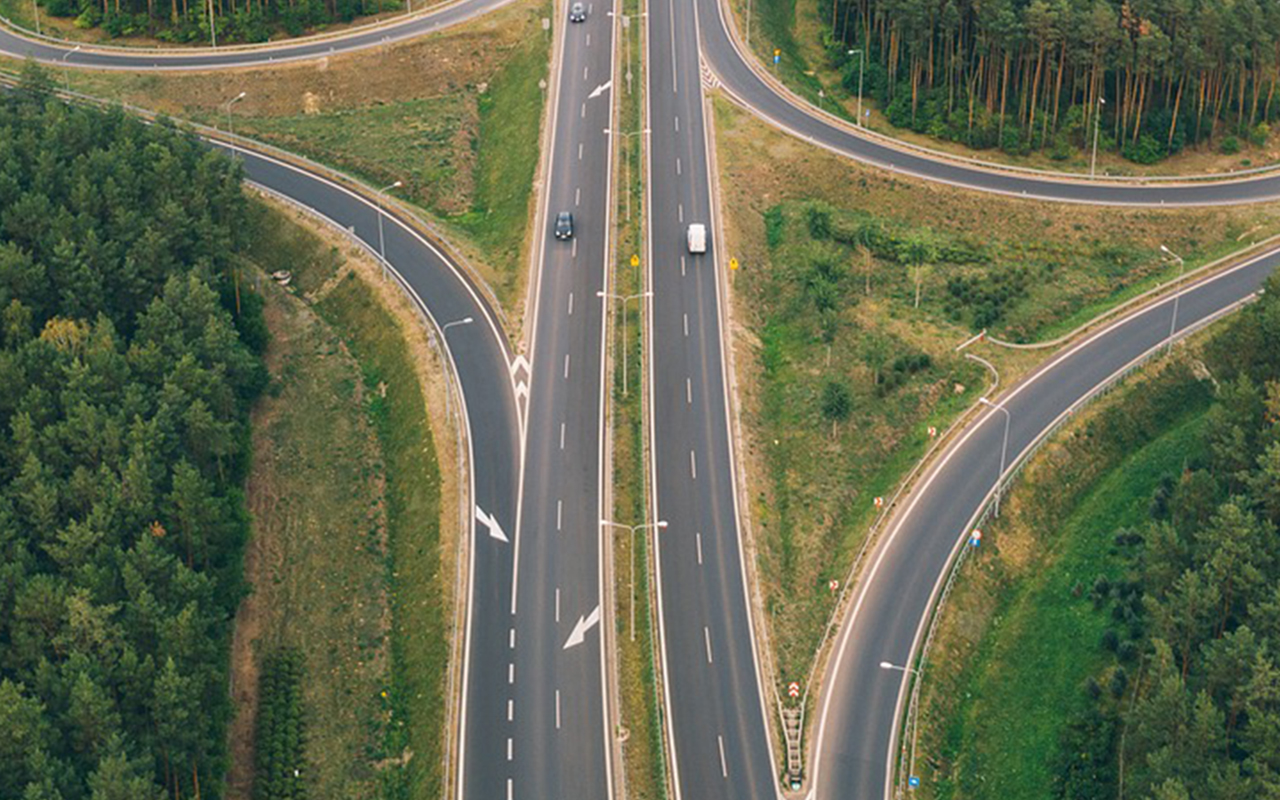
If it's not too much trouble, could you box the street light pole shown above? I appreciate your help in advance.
[600,519,668,640]
[61,45,80,94]
[437,317,473,424]
[1090,96,1106,178]
[848,49,865,126]
[979,397,1011,517]
[1161,245,1186,355]
[376,180,403,263]
[879,661,919,676]
[597,290,652,395]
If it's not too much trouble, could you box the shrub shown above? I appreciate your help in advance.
[764,206,785,249]
[807,206,833,240]
[1220,136,1241,155]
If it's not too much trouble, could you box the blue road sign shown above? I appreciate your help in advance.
[909,776,921,788]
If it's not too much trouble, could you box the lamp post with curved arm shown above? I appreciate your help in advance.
[600,519,668,640]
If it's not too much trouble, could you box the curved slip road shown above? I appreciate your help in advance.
[204,139,526,798]
[693,0,1280,206]
[0,0,514,69]
[807,248,1279,800]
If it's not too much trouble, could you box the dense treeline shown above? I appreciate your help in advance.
[822,0,1280,163]
[1052,272,1280,799]
[0,69,266,799]
[253,650,306,800]
[37,0,397,44]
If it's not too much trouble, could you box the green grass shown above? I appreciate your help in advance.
[317,272,446,800]
[932,413,1208,800]
[237,97,475,216]
[447,23,549,301]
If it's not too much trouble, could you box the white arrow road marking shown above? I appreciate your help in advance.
[510,355,531,405]
[475,506,509,543]
[588,79,612,99]
[563,605,602,649]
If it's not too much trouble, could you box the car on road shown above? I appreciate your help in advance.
[569,2,586,22]
[686,223,707,254]
[555,211,574,240]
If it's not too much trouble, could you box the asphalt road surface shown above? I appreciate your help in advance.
[468,2,620,799]
[645,0,779,797]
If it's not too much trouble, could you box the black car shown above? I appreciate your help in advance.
[569,2,586,22]
[554,211,574,240]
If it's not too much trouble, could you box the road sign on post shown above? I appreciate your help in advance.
[787,681,801,698]
[828,579,839,592]
[729,257,739,270]
[970,529,983,547]
[874,496,884,509]
[630,254,639,267]
[773,48,781,66]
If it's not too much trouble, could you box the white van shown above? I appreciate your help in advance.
[687,223,707,254]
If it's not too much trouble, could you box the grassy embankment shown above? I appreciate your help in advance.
[908,352,1216,800]
[724,0,1280,176]
[230,198,455,800]
[609,0,667,795]
[710,94,1280,698]
[5,0,550,318]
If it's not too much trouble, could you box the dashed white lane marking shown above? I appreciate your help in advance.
[696,532,703,564]
[668,0,677,93]
[508,663,515,684]
[575,187,581,206]
[556,588,561,622]
[583,65,589,80]
[509,628,516,649]
[564,353,571,378]
[586,32,591,46]
[581,102,586,119]
[507,778,514,800]
[686,378,692,404]
[578,142,584,160]
[704,626,713,663]
[678,203,684,223]
[572,238,578,258]
[676,157,682,175]
[507,699,514,721]
[690,450,697,479]
[683,313,689,336]
[557,500,563,531]
[568,292,575,315]
[675,115,680,132]
[681,255,687,276]
[560,422,566,449]
[507,737,513,761]
[718,735,728,777]
[556,690,562,729]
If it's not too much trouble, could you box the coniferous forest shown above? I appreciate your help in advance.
[822,0,1280,163]
[0,70,267,799]
[36,0,398,44]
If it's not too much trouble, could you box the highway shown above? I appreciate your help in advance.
[644,0,779,798]
[489,0,619,798]
[9,3,1280,800]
